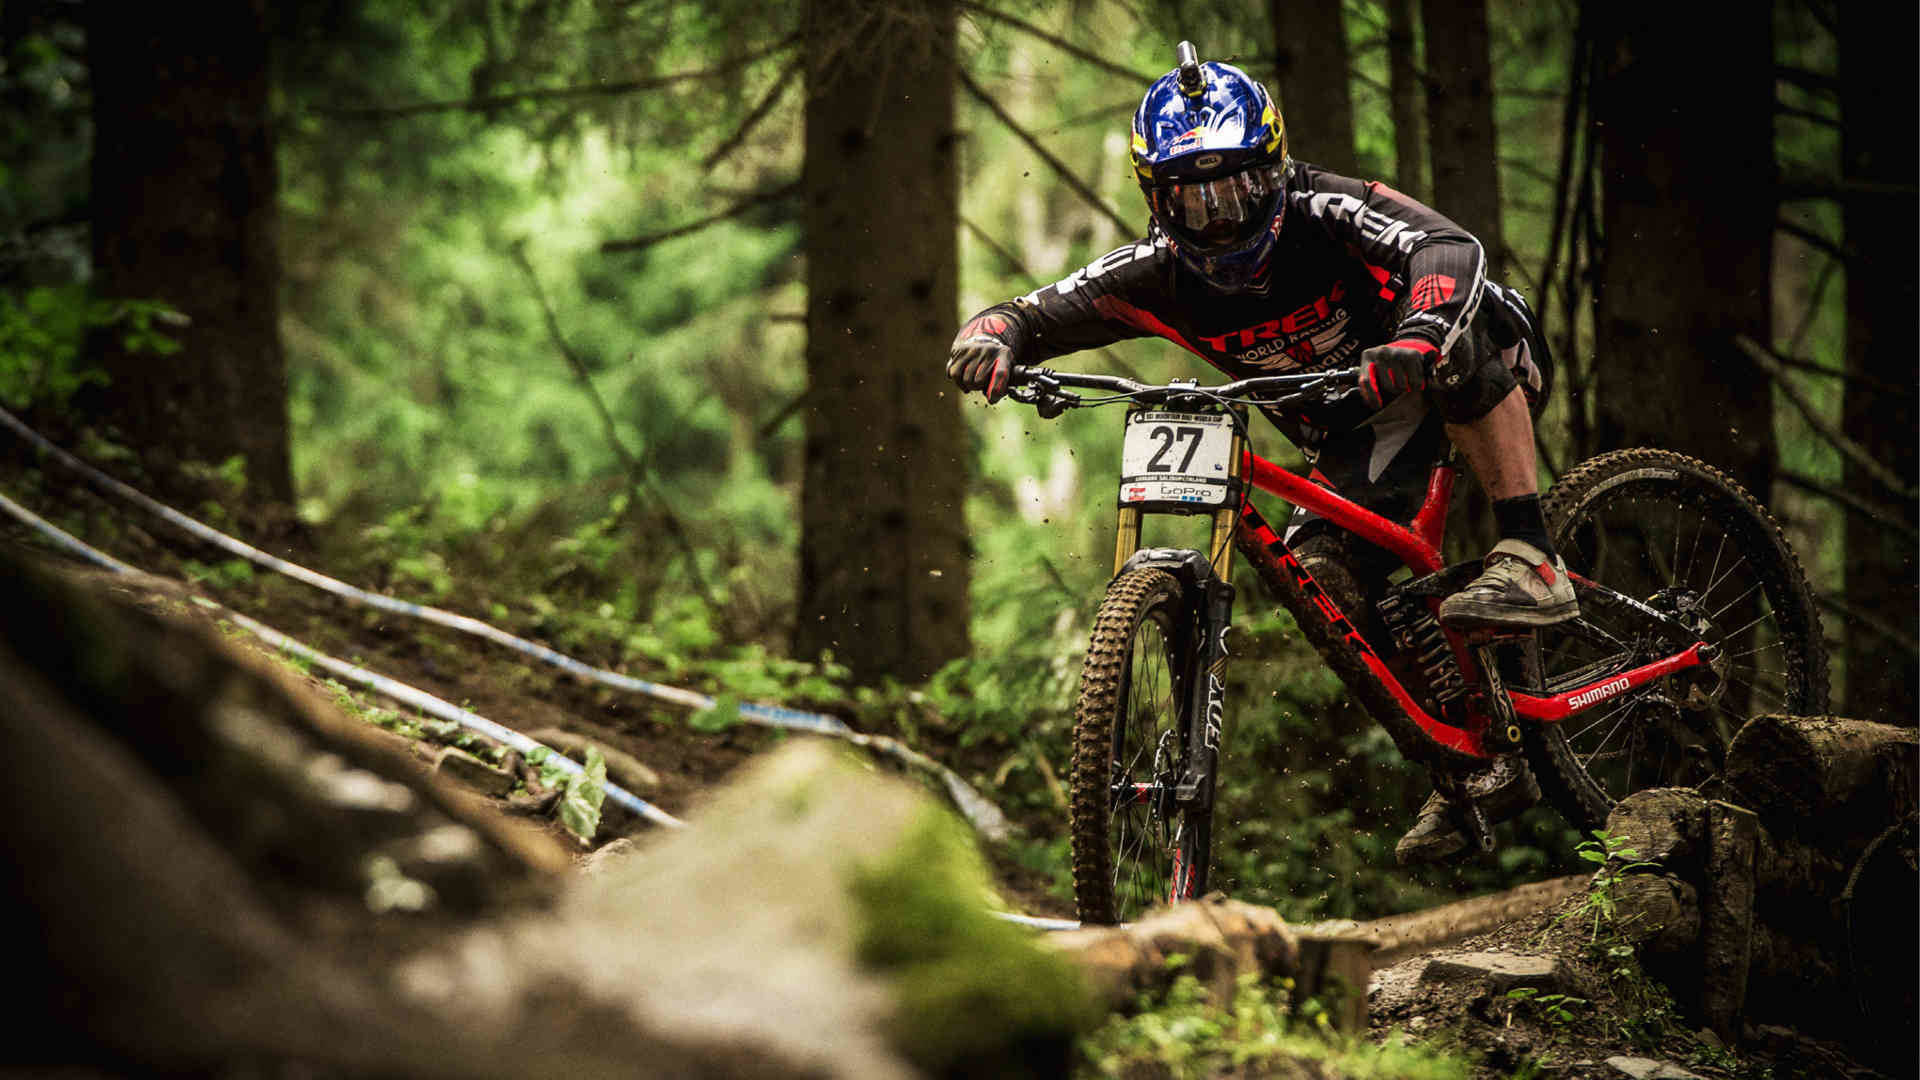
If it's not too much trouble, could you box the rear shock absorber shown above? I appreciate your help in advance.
[1377,594,1468,710]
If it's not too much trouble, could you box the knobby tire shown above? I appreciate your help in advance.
[1068,568,1210,926]
[1529,448,1829,829]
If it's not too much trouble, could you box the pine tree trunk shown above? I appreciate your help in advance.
[1422,0,1505,558]
[1589,7,1776,502]
[1385,0,1426,197]
[1420,0,1502,279]
[1838,3,1919,716]
[1267,0,1357,176]
[86,0,292,506]
[796,0,970,683]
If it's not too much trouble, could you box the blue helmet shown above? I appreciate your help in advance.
[1131,43,1292,292]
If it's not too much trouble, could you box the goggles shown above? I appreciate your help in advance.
[1147,163,1288,252]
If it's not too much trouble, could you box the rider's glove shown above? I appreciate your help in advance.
[947,337,1013,402]
[1358,339,1440,410]
[948,313,1018,403]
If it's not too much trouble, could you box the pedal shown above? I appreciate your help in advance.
[1473,641,1526,753]
[1459,798,1495,853]
[1433,770,1497,855]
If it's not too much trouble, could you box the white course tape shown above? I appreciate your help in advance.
[0,488,681,828]
[0,410,1009,839]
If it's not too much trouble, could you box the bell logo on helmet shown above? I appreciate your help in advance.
[1194,153,1223,170]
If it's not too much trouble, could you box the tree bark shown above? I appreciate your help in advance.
[1385,0,1426,197]
[1267,0,1358,176]
[1589,7,1776,501]
[86,0,293,506]
[1724,716,1917,843]
[796,0,970,683]
[1838,2,1920,717]
[1420,0,1503,279]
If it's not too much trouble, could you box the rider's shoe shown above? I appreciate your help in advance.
[1438,538,1579,630]
[1394,754,1542,864]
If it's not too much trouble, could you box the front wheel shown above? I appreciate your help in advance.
[1528,449,1830,829]
[1068,567,1212,925]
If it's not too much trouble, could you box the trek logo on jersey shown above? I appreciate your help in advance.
[1197,280,1348,353]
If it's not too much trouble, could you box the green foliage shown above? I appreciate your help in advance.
[688,694,741,732]
[183,557,257,591]
[557,746,608,846]
[0,288,184,412]
[1562,830,1658,943]
[849,810,1100,1074]
[1502,987,1587,1027]
[1078,970,1472,1079]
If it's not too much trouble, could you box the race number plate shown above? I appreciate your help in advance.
[1118,410,1235,507]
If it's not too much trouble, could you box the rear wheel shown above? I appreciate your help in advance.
[1528,449,1829,829]
[1068,568,1212,925]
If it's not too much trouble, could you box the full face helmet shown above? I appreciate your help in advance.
[1131,42,1291,292]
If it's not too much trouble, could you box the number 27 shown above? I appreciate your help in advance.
[1146,425,1204,473]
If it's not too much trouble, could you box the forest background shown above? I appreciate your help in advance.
[1,0,1913,919]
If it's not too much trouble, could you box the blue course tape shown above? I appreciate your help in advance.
[0,408,1009,839]
[0,486,681,828]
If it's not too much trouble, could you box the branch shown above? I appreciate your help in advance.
[1779,469,1918,539]
[1775,101,1840,129]
[1786,256,1838,356]
[1778,176,1920,203]
[702,54,803,172]
[1498,155,1558,187]
[1533,8,1589,337]
[1775,218,1853,262]
[1768,345,1914,399]
[1774,63,1841,97]
[1733,334,1919,500]
[957,1,1157,83]
[962,216,1041,288]
[506,242,728,613]
[1815,592,1920,654]
[1494,85,1567,101]
[600,180,801,254]
[955,68,1135,237]
[325,36,797,119]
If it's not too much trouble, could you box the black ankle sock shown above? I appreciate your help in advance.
[1492,494,1557,558]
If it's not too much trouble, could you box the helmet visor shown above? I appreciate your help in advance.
[1149,163,1286,252]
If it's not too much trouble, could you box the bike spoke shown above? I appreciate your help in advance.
[1699,554,1751,611]
[1575,697,1644,767]
[1709,578,1764,622]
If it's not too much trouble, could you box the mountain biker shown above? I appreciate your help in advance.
[945,44,1572,863]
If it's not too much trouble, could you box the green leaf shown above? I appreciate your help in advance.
[557,747,607,846]
[689,694,741,732]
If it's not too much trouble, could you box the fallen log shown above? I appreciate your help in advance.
[1724,716,1917,852]
[1298,875,1587,965]
[1047,898,1302,1012]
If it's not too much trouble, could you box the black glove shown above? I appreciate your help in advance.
[947,313,1017,402]
[1358,339,1439,410]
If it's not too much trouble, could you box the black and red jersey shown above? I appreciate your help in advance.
[956,163,1493,434]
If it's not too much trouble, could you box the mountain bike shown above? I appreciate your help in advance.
[1005,365,1829,925]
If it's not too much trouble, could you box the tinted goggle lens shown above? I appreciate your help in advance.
[1151,165,1285,249]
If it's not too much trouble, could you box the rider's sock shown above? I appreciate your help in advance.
[1492,494,1557,559]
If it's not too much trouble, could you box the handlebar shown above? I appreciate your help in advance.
[1006,364,1361,418]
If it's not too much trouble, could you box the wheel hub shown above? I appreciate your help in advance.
[1648,587,1728,709]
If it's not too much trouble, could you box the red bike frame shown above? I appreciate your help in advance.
[1236,448,1711,760]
